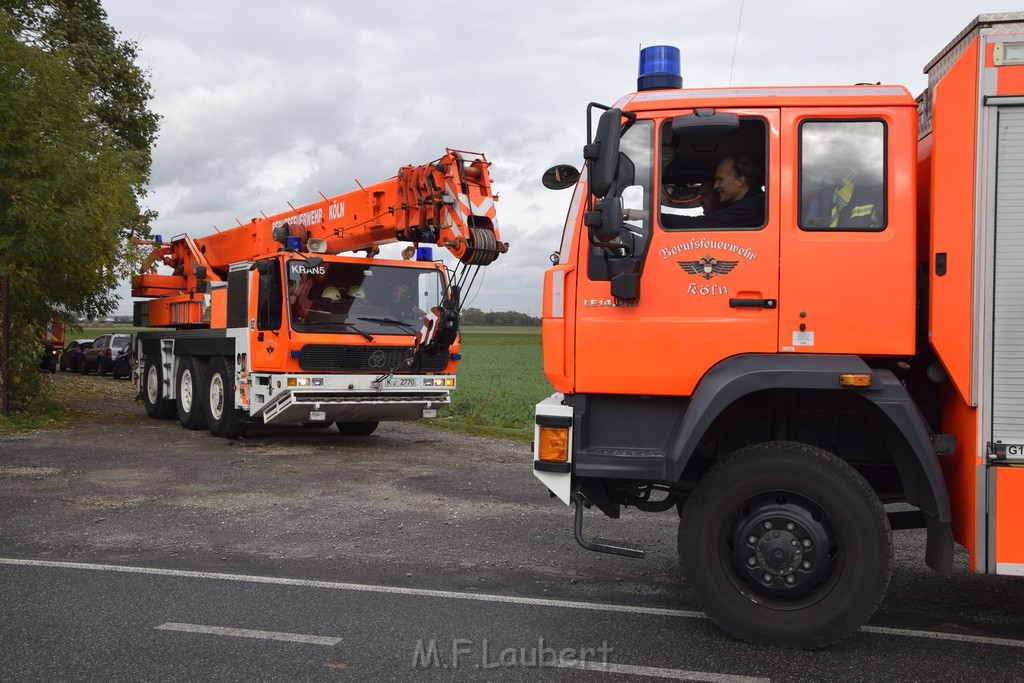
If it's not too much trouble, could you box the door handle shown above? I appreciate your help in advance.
[729,298,777,309]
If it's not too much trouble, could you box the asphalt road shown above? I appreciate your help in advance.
[2,373,1024,680]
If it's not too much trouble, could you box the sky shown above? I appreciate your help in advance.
[101,1,1022,317]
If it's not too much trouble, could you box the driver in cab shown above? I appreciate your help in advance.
[661,154,765,229]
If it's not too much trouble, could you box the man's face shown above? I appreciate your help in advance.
[714,159,747,205]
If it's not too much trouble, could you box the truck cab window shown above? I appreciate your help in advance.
[288,261,440,335]
[658,117,767,230]
[613,121,654,257]
[659,117,765,232]
[256,260,283,330]
[586,120,652,282]
[799,120,886,231]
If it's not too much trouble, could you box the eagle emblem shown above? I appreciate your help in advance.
[678,255,739,280]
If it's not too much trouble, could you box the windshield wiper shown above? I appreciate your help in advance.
[356,316,418,334]
[299,320,374,341]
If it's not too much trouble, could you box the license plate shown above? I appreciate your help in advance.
[384,377,417,387]
[308,411,326,421]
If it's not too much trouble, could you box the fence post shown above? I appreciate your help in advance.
[1,272,9,415]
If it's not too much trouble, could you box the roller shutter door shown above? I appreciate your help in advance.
[992,106,1024,455]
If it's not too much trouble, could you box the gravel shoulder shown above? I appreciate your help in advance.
[0,371,686,607]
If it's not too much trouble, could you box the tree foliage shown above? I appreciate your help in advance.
[460,308,540,326]
[0,1,158,408]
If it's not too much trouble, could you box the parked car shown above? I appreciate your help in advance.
[110,342,132,379]
[81,333,132,375]
[59,339,94,372]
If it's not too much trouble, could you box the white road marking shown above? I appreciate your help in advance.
[0,558,700,619]
[4,557,1024,650]
[558,660,769,682]
[860,624,1024,648]
[156,622,340,646]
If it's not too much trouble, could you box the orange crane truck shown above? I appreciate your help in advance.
[533,13,1024,648]
[132,149,506,438]
[37,312,64,373]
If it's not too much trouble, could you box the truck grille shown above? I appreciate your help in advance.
[298,345,449,373]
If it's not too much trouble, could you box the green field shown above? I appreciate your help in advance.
[66,324,551,440]
[442,330,551,440]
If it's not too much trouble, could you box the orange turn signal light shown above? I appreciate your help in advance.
[537,426,569,462]
[839,373,872,387]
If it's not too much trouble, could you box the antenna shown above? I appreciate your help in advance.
[728,0,746,87]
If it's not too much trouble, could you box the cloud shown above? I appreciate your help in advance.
[104,0,1018,315]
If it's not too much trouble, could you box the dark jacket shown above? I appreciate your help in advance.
[661,190,765,229]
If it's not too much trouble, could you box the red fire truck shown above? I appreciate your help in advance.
[533,13,1024,648]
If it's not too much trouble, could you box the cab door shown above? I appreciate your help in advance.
[777,109,916,357]
[573,110,781,397]
[249,259,288,372]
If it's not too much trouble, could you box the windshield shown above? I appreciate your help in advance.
[287,261,443,336]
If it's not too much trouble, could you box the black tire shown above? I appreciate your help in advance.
[335,421,379,436]
[678,441,891,649]
[175,356,209,430]
[142,355,176,419]
[97,357,108,377]
[205,356,244,439]
[80,358,90,374]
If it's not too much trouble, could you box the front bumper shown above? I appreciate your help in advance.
[250,372,453,424]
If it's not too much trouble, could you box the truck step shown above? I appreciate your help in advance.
[572,491,645,559]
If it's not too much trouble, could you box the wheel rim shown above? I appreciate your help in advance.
[146,364,160,404]
[725,492,839,607]
[209,372,224,421]
[180,369,194,413]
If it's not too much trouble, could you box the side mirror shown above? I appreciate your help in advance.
[585,196,623,243]
[611,270,640,301]
[541,164,581,190]
[609,257,640,302]
[585,108,622,197]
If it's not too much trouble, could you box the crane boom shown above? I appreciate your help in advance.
[133,149,507,304]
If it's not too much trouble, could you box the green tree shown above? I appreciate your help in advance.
[0,1,158,409]
[461,307,486,325]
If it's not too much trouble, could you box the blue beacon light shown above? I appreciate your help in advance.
[638,45,683,92]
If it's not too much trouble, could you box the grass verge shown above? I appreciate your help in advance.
[436,331,552,441]
[2,329,550,441]
[0,394,69,436]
